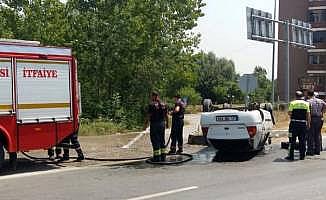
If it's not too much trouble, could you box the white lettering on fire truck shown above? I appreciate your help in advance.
[23,68,58,78]
[0,68,9,77]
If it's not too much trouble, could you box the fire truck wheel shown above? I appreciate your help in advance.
[0,140,4,170]
[9,153,17,170]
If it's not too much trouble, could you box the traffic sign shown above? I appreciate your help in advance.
[238,74,258,94]
[247,7,274,43]
[246,7,314,104]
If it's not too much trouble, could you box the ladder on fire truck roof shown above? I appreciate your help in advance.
[0,38,71,56]
[0,38,41,46]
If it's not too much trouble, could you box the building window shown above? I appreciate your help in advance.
[309,10,326,23]
[309,54,326,64]
[313,31,326,43]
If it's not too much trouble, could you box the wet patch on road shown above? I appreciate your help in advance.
[190,145,275,163]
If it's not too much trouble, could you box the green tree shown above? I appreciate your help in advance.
[196,52,241,103]
[65,0,205,126]
[251,66,272,102]
[0,0,205,128]
[1,0,68,45]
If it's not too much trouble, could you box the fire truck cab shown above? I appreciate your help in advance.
[0,39,80,169]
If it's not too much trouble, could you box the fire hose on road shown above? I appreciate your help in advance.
[21,131,193,165]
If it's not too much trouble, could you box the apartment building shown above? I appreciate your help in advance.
[278,0,326,100]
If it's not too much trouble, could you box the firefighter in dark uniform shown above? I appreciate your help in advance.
[47,146,62,160]
[307,90,326,156]
[61,127,85,161]
[286,91,311,161]
[144,92,169,162]
[169,94,185,154]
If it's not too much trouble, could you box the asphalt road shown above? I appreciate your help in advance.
[2,143,326,200]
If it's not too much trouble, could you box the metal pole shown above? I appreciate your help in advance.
[285,20,290,104]
[245,77,249,109]
[271,0,277,105]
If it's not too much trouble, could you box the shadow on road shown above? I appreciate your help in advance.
[0,158,62,176]
[212,151,258,162]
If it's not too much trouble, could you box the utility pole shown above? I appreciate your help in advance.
[285,20,290,104]
[271,0,277,105]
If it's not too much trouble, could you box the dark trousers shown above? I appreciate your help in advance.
[170,119,184,151]
[48,147,62,157]
[289,123,307,159]
[62,131,83,157]
[307,117,322,155]
[150,121,166,157]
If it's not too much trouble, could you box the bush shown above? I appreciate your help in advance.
[79,118,135,136]
[178,87,202,105]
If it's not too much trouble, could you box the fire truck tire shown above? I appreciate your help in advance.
[0,140,4,170]
[9,153,17,170]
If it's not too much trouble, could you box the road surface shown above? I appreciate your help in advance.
[2,143,326,200]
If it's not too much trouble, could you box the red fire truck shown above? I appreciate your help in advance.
[0,39,80,169]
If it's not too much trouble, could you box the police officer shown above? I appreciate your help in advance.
[144,91,169,162]
[61,128,85,161]
[169,94,185,154]
[286,91,311,160]
[307,90,326,156]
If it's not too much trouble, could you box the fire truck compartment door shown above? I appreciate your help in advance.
[16,59,72,123]
[0,58,13,114]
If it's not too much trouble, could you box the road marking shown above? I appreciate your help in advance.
[122,130,147,149]
[272,130,288,132]
[126,186,199,200]
[0,167,80,181]
[0,161,134,181]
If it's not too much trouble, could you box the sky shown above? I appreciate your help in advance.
[195,0,277,79]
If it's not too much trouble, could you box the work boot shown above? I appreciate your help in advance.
[168,147,176,155]
[76,149,85,161]
[49,155,55,161]
[160,153,166,162]
[176,147,183,154]
[60,155,69,161]
[306,152,314,156]
[55,149,62,159]
[61,149,70,161]
[151,155,160,162]
[48,148,55,160]
[285,156,294,161]
[300,154,305,160]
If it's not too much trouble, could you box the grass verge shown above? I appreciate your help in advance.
[79,119,138,136]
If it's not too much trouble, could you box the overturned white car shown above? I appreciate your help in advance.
[200,109,273,152]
